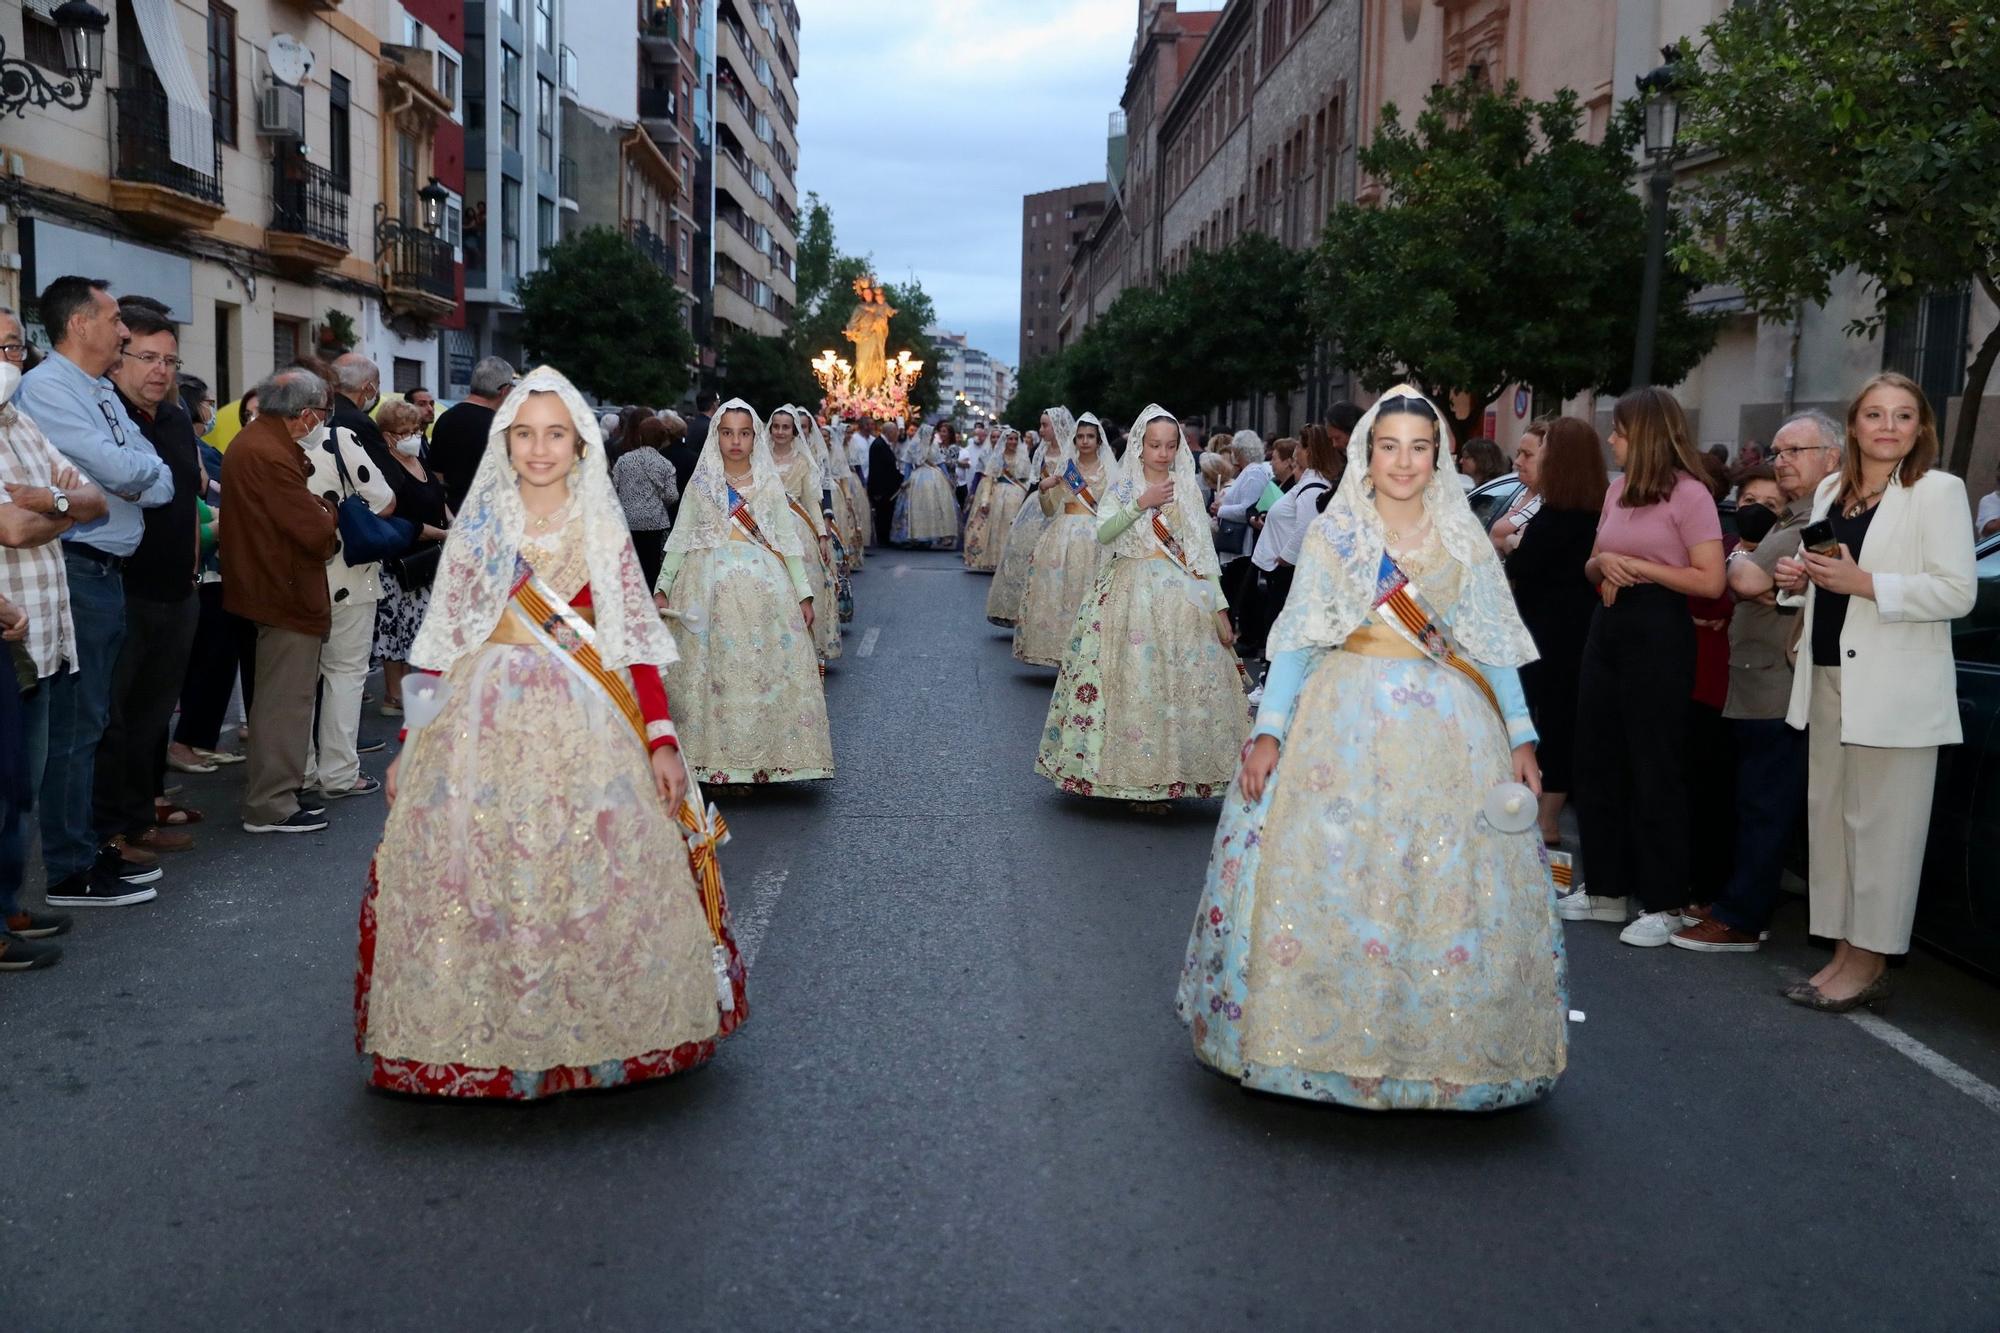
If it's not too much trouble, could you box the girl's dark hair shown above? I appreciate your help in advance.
[1612,386,1706,507]
[1299,423,1344,480]
[1370,394,1440,433]
[1537,416,1611,512]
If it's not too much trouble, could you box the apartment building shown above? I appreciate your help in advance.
[1018,182,1105,368]
[708,0,798,340]
[0,0,463,398]
[928,326,1007,419]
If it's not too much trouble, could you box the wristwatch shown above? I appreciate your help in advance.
[48,487,70,516]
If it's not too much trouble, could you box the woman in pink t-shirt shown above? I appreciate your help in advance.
[1559,387,1726,946]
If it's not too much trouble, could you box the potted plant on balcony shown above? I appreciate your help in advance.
[317,310,357,354]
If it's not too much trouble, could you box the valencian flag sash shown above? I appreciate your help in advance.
[1370,550,1503,719]
[1061,459,1099,513]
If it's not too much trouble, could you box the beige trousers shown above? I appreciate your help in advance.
[242,625,323,826]
[1806,667,1936,954]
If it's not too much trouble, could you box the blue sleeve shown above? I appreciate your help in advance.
[17,373,167,499]
[1251,646,1315,742]
[1481,662,1538,749]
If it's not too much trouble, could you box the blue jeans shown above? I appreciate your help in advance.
[1,679,53,916]
[1712,717,1809,935]
[39,551,125,881]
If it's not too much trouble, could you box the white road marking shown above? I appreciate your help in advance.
[857,626,880,657]
[1845,1009,2000,1116]
[734,865,789,970]
[893,564,910,579]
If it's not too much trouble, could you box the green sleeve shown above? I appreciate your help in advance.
[196,499,218,555]
[782,554,811,602]
[655,549,684,598]
[1097,501,1141,545]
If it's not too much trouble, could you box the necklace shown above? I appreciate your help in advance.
[1383,515,1431,546]
[525,493,574,532]
[1842,484,1886,519]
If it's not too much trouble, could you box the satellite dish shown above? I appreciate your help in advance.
[267,34,314,88]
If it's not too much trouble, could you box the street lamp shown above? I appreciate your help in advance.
[0,0,109,118]
[419,177,450,234]
[1630,45,1683,389]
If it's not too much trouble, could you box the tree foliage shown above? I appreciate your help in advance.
[519,227,694,404]
[781,193,942,419]
[1005,353,1070,431]
[719,331,817,410]
[1676,1,2000,473]
[1314,76,1720,442]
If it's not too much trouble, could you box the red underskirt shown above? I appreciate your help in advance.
[355,867,748,1102]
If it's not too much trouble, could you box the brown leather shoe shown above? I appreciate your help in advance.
[109,836,159,866]
[130,827,194,854]
[1670,918,1764,953]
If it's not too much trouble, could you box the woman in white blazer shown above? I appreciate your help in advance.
[1774,373,1975,1012]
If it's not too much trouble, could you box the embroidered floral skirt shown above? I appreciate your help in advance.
[787,505,843,661]
[892,465,960,548]
[1036,557,1248,800]
[1013,512,1110,667]
[662,541,834,784]
[837,473,871,563]
[1175,648,1567,1111]
[357,642,747,1100]
[986,492,1051,627]
[962,476,1025,572]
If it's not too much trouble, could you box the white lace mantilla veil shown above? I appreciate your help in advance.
[1035,405,1076,478]
[771,404,826,498]
[1268,382,1538,666]
[408,365,678,673]
[1107,404,1222,579]
[661,398,804,565]
[1062,410,1124,491]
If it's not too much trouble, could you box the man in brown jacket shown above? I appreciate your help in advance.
[220,369,339,833]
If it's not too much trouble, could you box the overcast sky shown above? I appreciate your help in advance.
[795,0,1139,368]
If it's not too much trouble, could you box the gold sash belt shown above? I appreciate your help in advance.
[1062,501,1093,517]
[1340,619,1427,660]
[488,602,596,646]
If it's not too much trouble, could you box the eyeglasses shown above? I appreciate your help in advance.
[0,342,25,361]
[95,397,128,448]
[124,351,183,371]
[1771,445,1836,460]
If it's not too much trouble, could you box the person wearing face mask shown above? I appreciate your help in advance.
[654,401,831,785]
[363,366,742,1100]
[372,400,451,721]
[1036,407,1244,805]
[219,369,341,833]
[1177,386,1564,1112]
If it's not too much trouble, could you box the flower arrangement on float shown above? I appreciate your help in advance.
[811,347,924,421]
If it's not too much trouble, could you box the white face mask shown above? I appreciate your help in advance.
[392,435,423,457]
[0,362,19,407]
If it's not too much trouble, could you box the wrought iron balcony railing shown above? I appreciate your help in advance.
[110,78,222,205]
[271,149,349,248]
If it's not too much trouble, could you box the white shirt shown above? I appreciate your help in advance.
[848,433,872,481]
[1216,460,1273,558]
[1254,469,1332,571]
[303,424,397,605]
[1978,489,2000,534]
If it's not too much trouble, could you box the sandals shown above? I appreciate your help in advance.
[154,801,204,827]
[167,752,217,774]
[197,747,246,766]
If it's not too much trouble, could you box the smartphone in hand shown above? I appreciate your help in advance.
[1798,518,1841,557]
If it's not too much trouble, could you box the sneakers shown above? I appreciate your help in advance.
[243,808,330,834]
[1556,889,1629,923]
[46,860,158,908]
[296,791,329,818]
[356,739,388,755]
[0,934,62,970]
[1619,910,1684,947]
[106,846,164,886]
[1670,918,1765,953]
[324,775,381,799]
[1680,903,1771,942]
[1246,684,1266,706]
[4,910,72,939]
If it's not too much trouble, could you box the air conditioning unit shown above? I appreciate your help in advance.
[258,83,306,139]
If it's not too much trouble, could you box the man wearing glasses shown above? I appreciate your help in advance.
[15,277,174,909]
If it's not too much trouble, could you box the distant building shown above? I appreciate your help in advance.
[709,0,801,342]
[1019,182,1106,368]
[928,327,1007,418]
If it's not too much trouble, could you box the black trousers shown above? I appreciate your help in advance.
[96,589,199,837]
[871,493,898,547]
[1243,564,1293,655]
[175,582,257,751]
[1573,585,1695,913]
[631,528,668,591]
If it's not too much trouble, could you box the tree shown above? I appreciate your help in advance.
[1313,76,1721,443]
[520,227,695,404]
[882,277,943,418]
[1157,234,1314,426]
[719,331,817,410]
[1676,2,2000,474]
[1006,352,1071,430]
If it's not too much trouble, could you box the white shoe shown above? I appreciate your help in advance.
[1556,888,1628,923]
[1619,910,1683,947]
[1246,684,1265,705]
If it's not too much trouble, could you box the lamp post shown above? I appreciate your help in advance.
[0,0,109,118]
[1630,46,1683,390]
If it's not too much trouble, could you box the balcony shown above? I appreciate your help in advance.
[108,81,224,232]
[638,85,681,148]
[640,9,682,64]
[376,219,456,323]
[267,149,350,271]
[627,221,674,277]
[559,154,578,208]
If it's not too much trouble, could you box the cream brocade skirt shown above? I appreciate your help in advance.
[662,541,834,784]
[962,475,1025,571]
[986,491,1051,626]
[788,506,843,660]
[1013,510,1109,667]
[831,473,866,572]
[363,642,723,1079]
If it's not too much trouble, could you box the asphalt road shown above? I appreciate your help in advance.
[5,546,2000,1331]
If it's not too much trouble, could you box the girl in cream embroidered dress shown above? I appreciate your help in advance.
[1014,412,1121,666]
[360,369,743,1101]
[771,405,843,662]
[963,430,1031,572]
[1175,387,1567,1112]
[656,400,834,785]
[891,425,961,549]
[986,408,1070,627]
[1037,407,1247,801]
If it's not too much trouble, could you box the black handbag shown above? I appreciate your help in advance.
[394,540,444,588]
[1215,516,1252,552]
[330,429,416,567]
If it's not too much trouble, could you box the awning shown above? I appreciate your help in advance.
[130,0,215,175]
